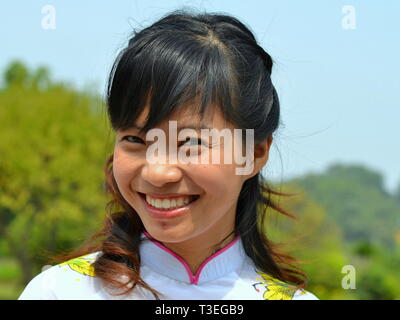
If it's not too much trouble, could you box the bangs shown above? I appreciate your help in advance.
[106,31,239,135]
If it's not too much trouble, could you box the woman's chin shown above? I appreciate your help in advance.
[144,225,194,243]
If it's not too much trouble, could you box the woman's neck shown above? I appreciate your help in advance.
[161,231,236,275]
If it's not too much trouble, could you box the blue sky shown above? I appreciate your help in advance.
[1,0,399,193]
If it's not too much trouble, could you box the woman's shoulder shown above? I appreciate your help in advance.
[18,251,103,300]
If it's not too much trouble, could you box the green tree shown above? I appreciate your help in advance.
[0,61,114,285]
[3,60,31,88]
[264,182,353,299]
[350,241,400,299]
[31,66,51,91]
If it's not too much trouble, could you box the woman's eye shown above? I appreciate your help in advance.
[121,136,207,147]
[181,137,207,146]
[122,136,145,144]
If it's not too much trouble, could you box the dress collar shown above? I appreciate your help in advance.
[139,232,247,285]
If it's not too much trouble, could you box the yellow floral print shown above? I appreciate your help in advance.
[252,271,304,300]
[59,254,96,277]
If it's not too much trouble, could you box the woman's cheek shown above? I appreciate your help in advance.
[191,166,229,196]
[113,152,135,188]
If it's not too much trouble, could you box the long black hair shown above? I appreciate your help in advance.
[53,8,307,299]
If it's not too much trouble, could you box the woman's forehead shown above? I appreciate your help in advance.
[132,102,231,131]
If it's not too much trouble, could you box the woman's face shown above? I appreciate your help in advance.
[112,103,271,246]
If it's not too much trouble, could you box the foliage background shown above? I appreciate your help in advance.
[0,61,399,300]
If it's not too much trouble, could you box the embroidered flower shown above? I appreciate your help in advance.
[59,255,96,277]
[252,271,298,300]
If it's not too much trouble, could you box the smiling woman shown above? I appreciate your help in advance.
[18,8,318,300]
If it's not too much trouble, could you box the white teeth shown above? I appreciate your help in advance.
[176,198,184,207]
[145,194,196,210]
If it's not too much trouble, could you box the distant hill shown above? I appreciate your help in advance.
[286,163,400,249]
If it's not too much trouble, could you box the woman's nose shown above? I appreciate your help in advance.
[141,163,183,187]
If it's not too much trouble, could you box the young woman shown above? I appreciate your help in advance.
[19,10,318,300]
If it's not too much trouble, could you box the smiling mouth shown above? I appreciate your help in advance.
[138,192,200,210]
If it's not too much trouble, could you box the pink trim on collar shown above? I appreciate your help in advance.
[142,231,240,285]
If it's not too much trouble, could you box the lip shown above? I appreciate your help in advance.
[138,192,200,219]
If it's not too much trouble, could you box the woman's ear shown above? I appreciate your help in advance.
[245,135,273,179]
